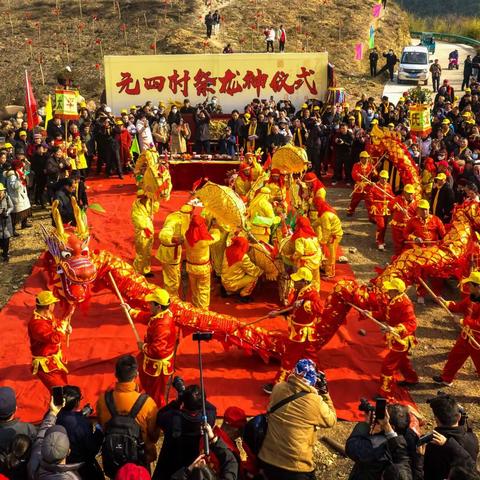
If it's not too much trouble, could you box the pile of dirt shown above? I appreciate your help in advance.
[0,0,410,108]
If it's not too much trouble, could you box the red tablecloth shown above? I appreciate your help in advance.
[169,160,239,190]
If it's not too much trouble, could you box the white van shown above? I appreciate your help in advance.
[397,45,430,85]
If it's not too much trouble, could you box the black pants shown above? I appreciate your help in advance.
[266,40,274,52]
[334,154,353,182]
[387,65,394,81]
[195,140,210,153]
[206,24,212,38]
[370,61,377,76]
[279,40,285,52]
[307,146,322,177]
[0,238,10,260]
[34,176,47,206]
[432,75,440,91]
[263,463,316,480]
[462,76,470,90]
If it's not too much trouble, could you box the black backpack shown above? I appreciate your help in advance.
[101,391,148,478]
[243,390,308,455]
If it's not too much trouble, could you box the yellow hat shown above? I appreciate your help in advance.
[301,103,308,109]
[115,120,124,125]
[388,122,395,128]
[291,267,313,283]
[461,112,471,117]
[461,271,480,286]
[120,109,128,114]
[418,199,430,209]
[382,277,406,293]
[359,151,370,158]
[180,204,194,213]
[348,115,355,120]
[130,105,137,110]
[136,189,146,196]
[313,106,320,111]
[435,172,447,181]
[404,184,415,194]
[158,102,165,107]
[354,106,361,111]
[0,184,5,191]
[370,119,379,125]
[379,170,389,179]
[79,101,87,108]
[244,113,251,119]
[19,130,27,137]
[442,118,451,125]
[399,97,405,102]
[145,288,170,306]
[259,186,271,194]
[467,119,476,125]
[465,88,472,93]
[36,291,60,306]
[4,143,13,149]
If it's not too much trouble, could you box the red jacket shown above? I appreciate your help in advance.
[28,311,65,357]
[289,285,323,342]
[368,181,393,216]
[352,162,374,194]
[383,293,417,352]
[388,195,416,229]
[447,297,480,343]
[403,214,445,242]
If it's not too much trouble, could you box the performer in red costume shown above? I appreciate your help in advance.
[28,291,71,391]
[127,288,176,408]
[388,183,416,256]
[116,121,133,169]
[433,271,480,387]
[367,170,394,250]
[263,267,323,394]
[347,151,374,217]
[377,278,418,399]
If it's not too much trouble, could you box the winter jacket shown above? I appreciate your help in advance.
[54,189,75,226]
[423,426,479,480]
[0,418,36,454]
[6,172,31,213]
[194,111,211,142]
[0,194,14,240]
[258,375,336,473]
[170,437,237,480]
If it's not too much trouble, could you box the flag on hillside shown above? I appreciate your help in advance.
[354,43,364,61]
[372,4,382,17]
[44,94,53,127]
[25,70,40,130]
[130,135,140,155]
[369,26,375,49]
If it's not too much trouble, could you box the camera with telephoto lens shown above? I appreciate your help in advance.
[80,403,93,417]
[172,376,186,398]
[315,370,328,394]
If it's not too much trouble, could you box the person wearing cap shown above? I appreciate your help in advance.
[430,171,455,223]
[369,47,379,77]
[194,108,211,154]
[347,150,375,217]
[27,395,83,479]
[291,118,307,150]
[312,197,343,278]
[131,189,156,277]
[46,115,64,141]
[302,172,326,221]
[5,156,32,233]
[221,236,263,302]
[156,204,194,297]
[247,186,280,243]
[184,215,221,308]
[368,170,393,250]
[259,358,336,478]
[124,288,176,407]
[115,119,132,171]
[433,271,480,387]
[266,267,324,391]
[28,291,71,391]
[135,112,155,152]
[266,168,288,209]
[377,278,418,398]
[234,162,253,197]
[0,184,13,262]
[388,184,417,256]
[0,386,36,454]
[244,151,263,182]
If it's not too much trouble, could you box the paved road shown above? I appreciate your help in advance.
[382,40,475,104]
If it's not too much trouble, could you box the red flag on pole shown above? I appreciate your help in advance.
[25,70,40,130]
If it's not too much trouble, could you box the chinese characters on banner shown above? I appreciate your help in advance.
[104,53,328,112]
[409,104,432,135]
[54,89,80,120]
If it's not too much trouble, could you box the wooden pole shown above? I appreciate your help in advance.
[417,278,455,318]
[143,12,148,28]
[79,0,83,18]
[38,58,45,86]
[347,302,402,338]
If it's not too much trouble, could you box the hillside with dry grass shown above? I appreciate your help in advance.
[0,0,410,109]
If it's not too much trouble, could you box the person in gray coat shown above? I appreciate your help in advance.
[0,184,13,262]
[27,397,82,480]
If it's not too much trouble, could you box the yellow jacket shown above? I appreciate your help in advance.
[131,199,154,235]
[185,229,221,275]
[313,211,343,244]
[247,193,279,237]
[71,137,88,170]
[234,176,251,197]
[293,237,322,269]
[251,158,263,181]
[156,211,190,265]
[221,254,262,290]
[307,188,326,221]
[421,169,434,198]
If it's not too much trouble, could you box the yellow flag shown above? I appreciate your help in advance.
[45,94,53,126]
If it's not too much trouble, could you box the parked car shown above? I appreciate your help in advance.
[397,45,430,85]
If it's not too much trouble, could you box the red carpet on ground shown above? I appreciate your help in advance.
[0,174,412,423]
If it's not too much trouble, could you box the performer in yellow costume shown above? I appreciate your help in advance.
[234,163,253,197]
[291,216,322,289]
[221,236,263,301]
[313,197,343,278]
[131,190,156,277]
[156,204,193,296]
[184,214,221,308]
[247,187,280,243]
[244,151,263,181]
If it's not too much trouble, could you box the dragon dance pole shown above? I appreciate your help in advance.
[417,277,455,318]
[107,271,142,348]
[347,302,402,339]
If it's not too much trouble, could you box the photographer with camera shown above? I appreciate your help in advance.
[420,394,479,480]
[56,386,104,480]
[152,380,217,480]
[258,358,336,480]
[346,401,419,480]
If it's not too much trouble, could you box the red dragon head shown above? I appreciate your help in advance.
[41,197,97,304]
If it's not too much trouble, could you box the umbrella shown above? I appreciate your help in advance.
[271,144,308,174]
[248,243,283,281]
[194,181,247,229]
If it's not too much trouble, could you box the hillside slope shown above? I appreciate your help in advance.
[0,0,410,108]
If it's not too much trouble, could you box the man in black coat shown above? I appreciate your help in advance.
[377,50,397,81]
[430,172,455,223]
[332,123,354,185]
[95,117,121,177]
[462,55,473,91]
[46,116,65,140]
[54,178,76,226]
[306,119,327,176]
[422,394,479,480]
[45,146,69,203]
[152,385,216,480]
[369,48,379,77]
